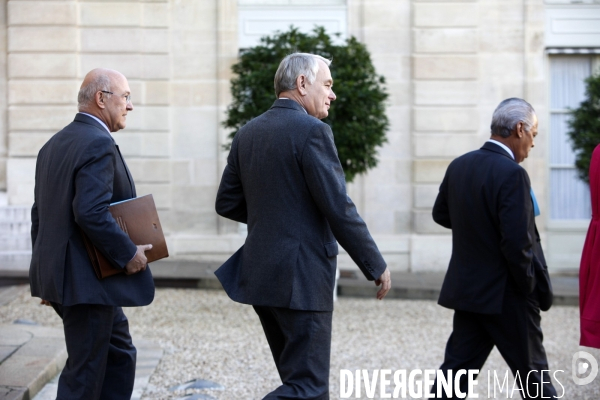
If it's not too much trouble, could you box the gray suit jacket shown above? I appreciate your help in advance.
[30,113,154,307]
[215,99,386,312]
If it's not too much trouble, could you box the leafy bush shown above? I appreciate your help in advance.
[568,73,600,183]
[223,26,388,182]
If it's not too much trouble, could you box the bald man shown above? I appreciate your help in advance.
[30,69,154,400]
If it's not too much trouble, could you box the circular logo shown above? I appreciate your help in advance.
[572,351,599,386]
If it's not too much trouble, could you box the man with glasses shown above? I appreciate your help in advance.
[431,98,557,399]
[30,68,154,400]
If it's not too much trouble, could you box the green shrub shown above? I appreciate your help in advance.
[568,73,600,183]
[223,26,388,183]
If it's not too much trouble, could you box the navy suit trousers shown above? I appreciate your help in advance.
[432,291,557,399]
[254,306,332,400]
[50,302,136,400]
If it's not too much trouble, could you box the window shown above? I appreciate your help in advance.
[238,1,347,49]
[548,55,598,219]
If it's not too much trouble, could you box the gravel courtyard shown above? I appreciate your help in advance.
[1,286,598,399]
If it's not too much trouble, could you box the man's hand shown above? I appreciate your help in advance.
[375,267,391,300]
[125,244,152,275]
[40,299,51,306]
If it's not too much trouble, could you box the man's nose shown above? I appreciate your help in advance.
[127,102,133,111]
[330,89,336,101]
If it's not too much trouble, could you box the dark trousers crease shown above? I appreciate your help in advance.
[51,302,136,400]
[432,292,557,399]
[254,305,332,400]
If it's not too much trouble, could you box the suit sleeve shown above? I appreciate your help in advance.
[498,167,536,295]
[432,172,452,229]
[72,135,137,269]
[215,134,248,223]
[31,157,40,247]
[301,123,386,281]
[31,202,39,247]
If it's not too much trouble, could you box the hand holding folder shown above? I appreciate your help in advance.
[80,194,169,279]
[125,243,153,275]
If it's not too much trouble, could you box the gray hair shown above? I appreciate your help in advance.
[77,74,111,110]
[490,98,536,138]
[274,53,331,97]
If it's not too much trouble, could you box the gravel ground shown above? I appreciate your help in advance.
[1,285,599,399]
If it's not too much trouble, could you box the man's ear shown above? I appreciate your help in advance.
[95,91,106,109]
[515,122,524,138]
[297,75,307,95]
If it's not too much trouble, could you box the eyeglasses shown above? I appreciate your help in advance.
[101,90,131,104]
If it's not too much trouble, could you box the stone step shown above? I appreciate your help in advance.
[0,222,30,235]
[0,205,32,255]
[0,207,30,223]
[0,236,31,252]
[0,323,67,400]
[0,254,30,274]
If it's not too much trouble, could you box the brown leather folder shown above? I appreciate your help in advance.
[80,194,169,279]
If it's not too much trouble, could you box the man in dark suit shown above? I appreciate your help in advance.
[431,98,557,399]
[215,53,391,399]
[30,68,154,400]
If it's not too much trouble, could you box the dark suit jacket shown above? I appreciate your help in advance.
[29,113,154,307]
[432,141,541,314]
[215,99,386,312]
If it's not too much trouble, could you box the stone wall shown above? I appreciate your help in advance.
[4,0,242,262]
[1,0,589,273]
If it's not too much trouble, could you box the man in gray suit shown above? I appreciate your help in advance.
[215,53,391,399]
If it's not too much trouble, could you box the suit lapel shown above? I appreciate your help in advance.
[75,113,137,198]
[74,113,112,138]
[114,144,136,197]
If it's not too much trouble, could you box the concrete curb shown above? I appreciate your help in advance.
[30,338,163,400]
[0,282,164,400]
[0,324,66,400]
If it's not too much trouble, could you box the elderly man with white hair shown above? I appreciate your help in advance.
[431,98,557,399]
[215,53,391,399]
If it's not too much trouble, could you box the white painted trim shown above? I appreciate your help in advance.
[545,6,600,47]
[238,5,347,48]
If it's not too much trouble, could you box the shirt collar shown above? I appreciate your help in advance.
[487,139,514,160]
[278,97,308,114]
[79,112,111,134]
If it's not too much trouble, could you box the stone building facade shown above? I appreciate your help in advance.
[1,0,599,274]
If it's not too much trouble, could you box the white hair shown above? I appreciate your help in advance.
[274,53,331,97]
[77,74,111,110]
[490,98,536,138]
